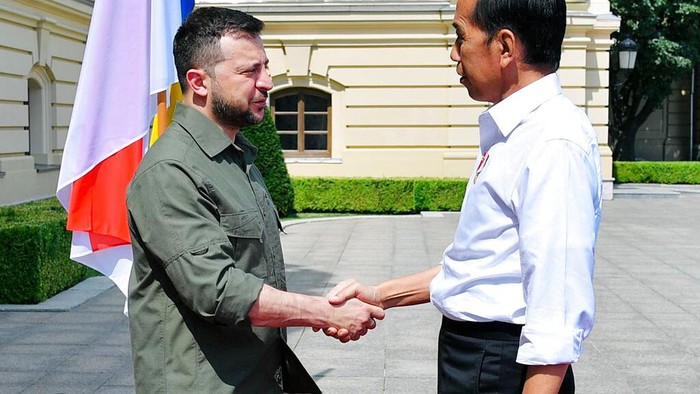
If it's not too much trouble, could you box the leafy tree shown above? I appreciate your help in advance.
[609,0,700,161]
[241,107,295,217]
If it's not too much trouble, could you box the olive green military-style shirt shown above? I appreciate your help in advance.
[126,104,316,393]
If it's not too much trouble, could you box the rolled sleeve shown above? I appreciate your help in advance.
[163,244,264,326]
[519,325,585,364]
[513,139,599,365]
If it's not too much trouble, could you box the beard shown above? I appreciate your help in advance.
[210,85,263,129]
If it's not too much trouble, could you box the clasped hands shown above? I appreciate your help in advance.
[314,279,383,343]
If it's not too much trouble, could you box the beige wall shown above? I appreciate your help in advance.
[0,0,90,205]
[216,0,620,198]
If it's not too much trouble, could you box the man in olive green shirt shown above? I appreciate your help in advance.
[126,8,384,393]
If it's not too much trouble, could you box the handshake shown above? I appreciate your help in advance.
[314,279,385,343]
[257,267,434,343]
[310,266,437,342]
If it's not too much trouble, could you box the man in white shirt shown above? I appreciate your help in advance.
[322,0,602,392]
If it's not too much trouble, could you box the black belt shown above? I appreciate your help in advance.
[441,316,523,341]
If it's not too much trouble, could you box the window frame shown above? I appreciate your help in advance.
[27,66,56,169]
[271,88,332,158]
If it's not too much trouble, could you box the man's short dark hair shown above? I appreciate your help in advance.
[173,7,265,91]
[472,0,566,72]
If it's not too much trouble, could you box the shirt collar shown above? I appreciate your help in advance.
[483,73,562,139]
[171,103,258,165]
[232,132,258,166]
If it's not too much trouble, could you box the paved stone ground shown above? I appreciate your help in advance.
[573,188,700,393]
[0,187,699,393]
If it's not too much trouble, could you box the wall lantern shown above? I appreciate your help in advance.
[618,37,638,70]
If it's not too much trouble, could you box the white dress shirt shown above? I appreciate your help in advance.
[430,73,602,365]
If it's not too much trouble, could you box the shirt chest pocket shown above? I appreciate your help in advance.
[220,210,266,278]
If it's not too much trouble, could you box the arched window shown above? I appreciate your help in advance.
[271,89,331,157]
[27,67,54,169]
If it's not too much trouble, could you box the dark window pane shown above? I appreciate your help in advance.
[304,94,328,112]
[305,134,327,151]
[275,114,298,131]
[275,94,298,112]
[304,114,327,131]
[279,134,298,150]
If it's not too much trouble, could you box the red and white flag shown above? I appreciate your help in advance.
[56,0,193,299]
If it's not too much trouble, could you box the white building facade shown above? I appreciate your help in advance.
[0,0,92,205]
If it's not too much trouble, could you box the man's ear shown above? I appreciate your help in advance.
[186,69,209,98]
[497,29,516,68]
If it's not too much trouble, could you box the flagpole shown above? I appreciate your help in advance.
[157,90,168,139]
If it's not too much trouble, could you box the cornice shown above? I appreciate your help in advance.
[196,1,454,14]
[0,0,91,39]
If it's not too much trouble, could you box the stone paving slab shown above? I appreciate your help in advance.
[1,188,699,393]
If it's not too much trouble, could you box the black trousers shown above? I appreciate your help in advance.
[437,317,574,394]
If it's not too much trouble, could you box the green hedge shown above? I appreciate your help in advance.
[292,177,468,214]
[414,179,468,211]
[0,199,89,304]
[614,161,700,184]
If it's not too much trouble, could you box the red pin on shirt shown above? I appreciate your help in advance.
[473,151,489,184]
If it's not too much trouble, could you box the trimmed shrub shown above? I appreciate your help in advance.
[241,107,295,217]
[292,177,468,214]
[293,178,416,214]
[614,161,700,184]
[414,178,467,211]
[0,199,88,304]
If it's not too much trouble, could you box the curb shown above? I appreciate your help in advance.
[0,276,115,312]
